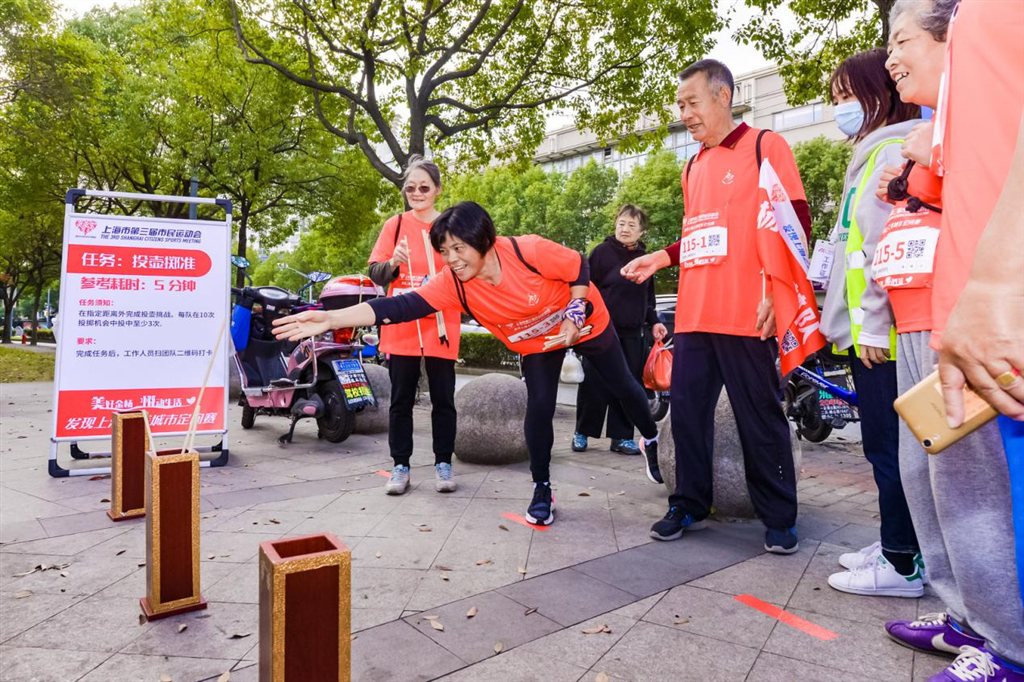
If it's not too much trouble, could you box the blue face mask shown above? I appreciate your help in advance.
[834,101,865,137]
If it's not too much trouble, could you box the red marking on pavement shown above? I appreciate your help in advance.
[501,512,550,532]
[734,594,838,641]
[375,470,391,478]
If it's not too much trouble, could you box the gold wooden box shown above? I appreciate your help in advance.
[107,410,151,521]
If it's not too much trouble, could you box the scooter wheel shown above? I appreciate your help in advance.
[317,379,355,443]
[241,404,256,429]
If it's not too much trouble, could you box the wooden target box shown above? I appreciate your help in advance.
[108,410,151,521]
[140,448,207,620]
[259,533,351,681]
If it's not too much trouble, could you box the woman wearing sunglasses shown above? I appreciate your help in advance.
[367,156,461,496]
[278,202,662,526]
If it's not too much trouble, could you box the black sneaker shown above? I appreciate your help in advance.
[638,438,663,484]
[764,527,799,554]
[649,506,705,541]
[525,483,555,526]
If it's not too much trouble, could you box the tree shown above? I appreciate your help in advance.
[444,163,563,237]
[547,161,618,252]
[791,136,852,244]
[736,0,893,104]
[227,0,722,186]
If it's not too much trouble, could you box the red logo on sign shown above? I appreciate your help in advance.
[75,219,98,236]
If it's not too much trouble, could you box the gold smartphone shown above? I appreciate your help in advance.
[894,370,998,454]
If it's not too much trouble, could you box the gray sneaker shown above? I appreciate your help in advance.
[434,462,457,493]
[385,465,410,495]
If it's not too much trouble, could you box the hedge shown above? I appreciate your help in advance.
[458,332,519,370]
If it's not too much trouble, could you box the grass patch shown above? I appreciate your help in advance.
[0,346,55,382]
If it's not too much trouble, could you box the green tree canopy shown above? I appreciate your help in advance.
[791,136,853,243]
[227,0,722,186]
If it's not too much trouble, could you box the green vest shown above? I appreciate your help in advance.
[843,139,900,357]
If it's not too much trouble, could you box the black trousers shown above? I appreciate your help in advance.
[668,332,797,530]
[575,328,647,440]
[521,327,658,483]
[387,355,457,467]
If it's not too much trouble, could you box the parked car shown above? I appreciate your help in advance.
[654,294,676,338]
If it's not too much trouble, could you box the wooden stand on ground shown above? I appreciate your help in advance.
[107,410,151,521]
[259,533,351,681]
[140,448,207,620]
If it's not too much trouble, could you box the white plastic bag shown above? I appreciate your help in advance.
[560,349,585,384]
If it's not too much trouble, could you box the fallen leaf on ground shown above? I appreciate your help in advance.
[493,642,503,654]
[582,624,612,634]
[596,673,610,682]
[422,615,439,620]
[216,673,230,682]
[115,550,126,556]
[207,555,215,560]
[440,575,449,581]
[498,524,509,532]
[138,614,146,625]
[436,565,453,571]
[475,559,492,566]
[673,617,690,625]
[430,620,444,631]
[88,474,110,481]
[15,590,32,599]
[616,490,626,495]
[59,572,68,578]
[577,492,590,497]
[177,624,187,633]
[100,498,110,503]
[137,562,146,567]
[418,527,432,533]
[228,632,251,639]
[524,607,537,616]
[268,519,281,524]
[517,567,527,575]
[160,675,172,682]
[375,552,382,559]
[466,607,477,618]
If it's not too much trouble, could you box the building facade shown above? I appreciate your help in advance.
[534,66,843,177]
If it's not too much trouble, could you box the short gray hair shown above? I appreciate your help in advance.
[402,154,442,189]
[889,0,958,42]
[678,59,734,105]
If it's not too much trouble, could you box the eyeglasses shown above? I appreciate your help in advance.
[403,184,434,195]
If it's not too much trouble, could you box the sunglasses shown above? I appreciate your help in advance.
[403,184,434,195]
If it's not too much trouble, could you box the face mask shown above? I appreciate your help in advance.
[834,101,865,137]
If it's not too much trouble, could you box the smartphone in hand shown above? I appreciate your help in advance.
[894,370,997,454]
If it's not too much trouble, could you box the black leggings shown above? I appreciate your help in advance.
[387,355,457,466]
[520,327,657,482]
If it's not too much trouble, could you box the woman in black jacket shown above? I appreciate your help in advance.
[573,205,668,457]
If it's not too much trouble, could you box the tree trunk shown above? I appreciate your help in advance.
[29,289,43,346]
[235,209,249,289]
[1,298,14,344]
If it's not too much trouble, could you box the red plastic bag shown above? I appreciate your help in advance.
[643,340,672,391]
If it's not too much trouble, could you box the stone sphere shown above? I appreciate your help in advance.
[454,373,529,464]
[656,389,802,519]
[353,363,391,434]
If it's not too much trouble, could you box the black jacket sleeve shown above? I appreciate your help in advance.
[367,261,399,288]
[570,254,590,287]
[367,292,437,325]
[645,279,660,327]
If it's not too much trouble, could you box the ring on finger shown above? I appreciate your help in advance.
[996,368,1022,389]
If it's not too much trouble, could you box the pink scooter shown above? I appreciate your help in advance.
[230,257,381,444]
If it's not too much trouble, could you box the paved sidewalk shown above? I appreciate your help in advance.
[0,380,950,681]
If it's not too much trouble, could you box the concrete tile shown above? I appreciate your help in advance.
[405,567,524,613]
[246,491,341,512]
[429,527,531,573]
[0,645,110,682]
[0,489,79,525]
[574,546,685,598]
[687,543,818,605]
[405,590,561,664]
[437,647,588,681]
[913,650,953,681]
[205,508,311,535]
[77,653,238,681]
[0,526,131,557]
[820,522,883,551]
[5,595,150,653]
[499,567,635,627]
[200,530,283,563]
[364,512,462,540]
[352,606,404,633]
[746,651,875,681]
[120,602,258,659]
[353,534,448,570]
[514,612,639,670]
[202,560,260,604]
[2,549,139,598]
[762,606,913,679]
[352,619,466,681]
[605,592,666,621]
[787,542,917,625]
[643,584,777,650]
[36,511,114,538]
[0,590,87,643]
[352,566,424,611]
[0,519,48,545]
[96,560,236,600]
[592,620,759,681]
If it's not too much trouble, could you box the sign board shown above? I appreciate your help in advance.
[52,191,231,455]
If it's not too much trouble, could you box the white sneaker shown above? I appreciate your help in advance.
[434,462,457,493]
[385,465,410,495]
[828,554,924,598]
[838,541,881,570]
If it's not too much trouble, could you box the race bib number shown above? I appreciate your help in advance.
[872,206,940,290]
[680,211,727,268]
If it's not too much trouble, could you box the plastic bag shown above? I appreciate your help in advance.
[560,349,585,384]
[643,340,672,391]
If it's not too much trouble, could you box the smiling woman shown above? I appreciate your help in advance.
[274,201,664,526]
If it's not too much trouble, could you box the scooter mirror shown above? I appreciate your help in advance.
[361,332,379,346]
[231,255,250,269]
[309,271,332,283]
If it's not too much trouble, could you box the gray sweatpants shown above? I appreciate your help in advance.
[897,332,1024,663]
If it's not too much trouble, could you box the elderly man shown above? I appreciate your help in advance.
[623,59,813,554]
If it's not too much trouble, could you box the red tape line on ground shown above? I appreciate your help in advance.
[501,512,550,532]
[375,470,391,478]
[734,594,838,641]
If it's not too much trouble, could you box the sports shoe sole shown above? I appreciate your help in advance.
[883,628,965,656]
[827,575,924,598]
[764,542,800,555]
[385,481,410,495]
[435,481,457,493]
[638,441,664,484]
[524,508,556,526]
[649,520,707,541]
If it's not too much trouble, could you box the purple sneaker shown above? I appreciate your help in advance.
[928,646,1024,682]
[885,613,985,655]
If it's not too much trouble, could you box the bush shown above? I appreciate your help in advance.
[31,329,55,343]
[458,332,519,370]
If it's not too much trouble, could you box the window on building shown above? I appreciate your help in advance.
[773,103,824,130]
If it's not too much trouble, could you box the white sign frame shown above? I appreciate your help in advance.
[49,189,232,477]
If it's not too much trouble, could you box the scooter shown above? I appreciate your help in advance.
[784,349,860,442]
[229,256,380,444]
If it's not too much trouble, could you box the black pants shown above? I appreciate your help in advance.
[849,352,919,554]
[575,328,646,441]
[388,355,457,467]
[521,327,657,483]
[668,332,797,530]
